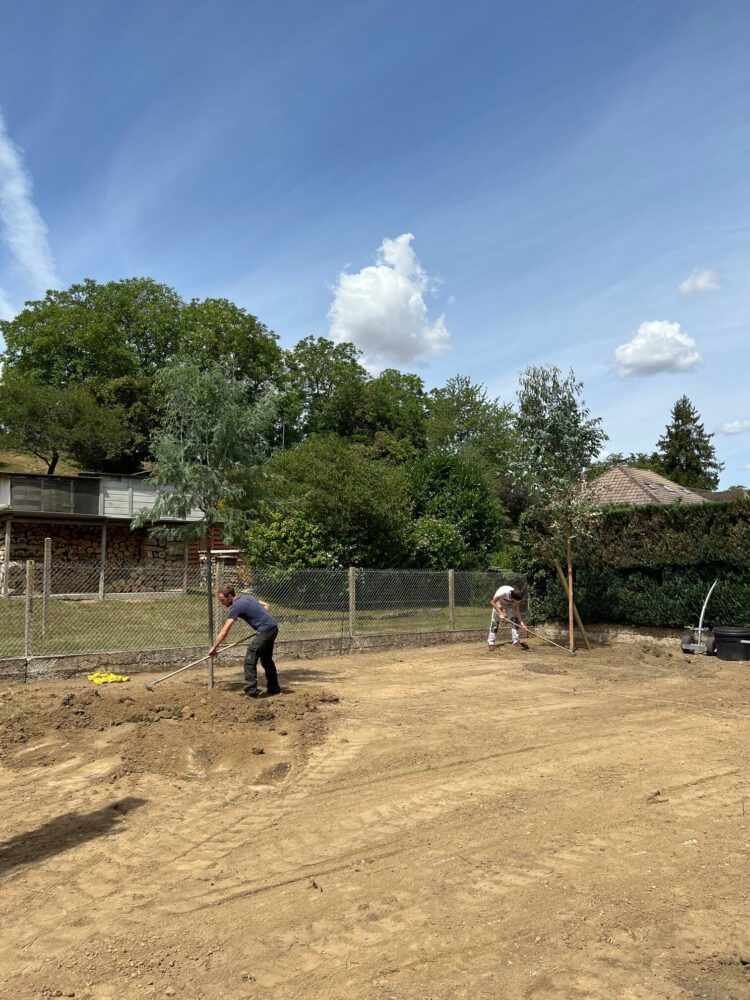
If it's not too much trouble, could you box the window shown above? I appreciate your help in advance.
[11,476,101,515]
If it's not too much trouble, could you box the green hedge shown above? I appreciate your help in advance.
[521,500,750,628]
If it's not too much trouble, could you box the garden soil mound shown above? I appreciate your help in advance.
[0,672,338,784]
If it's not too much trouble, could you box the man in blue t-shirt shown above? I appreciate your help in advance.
[208,587,281,698]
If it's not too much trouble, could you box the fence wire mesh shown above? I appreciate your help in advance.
[1,560,517,660]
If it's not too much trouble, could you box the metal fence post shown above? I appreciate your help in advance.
[182,540,189,594]
[43,538,52,636]
[348,566,356,638]
[448,569,455,631]
[25,559,34,661]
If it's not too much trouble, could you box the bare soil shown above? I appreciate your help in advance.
[0,639,748,999]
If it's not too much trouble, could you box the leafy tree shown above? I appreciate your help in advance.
[361,370,427,447]
[514,367,606,649]
[0,279,284,472]
[0,374,130,474]
[409,451,506,567]
[426,375,514,467]
[132,362,277,643]
[0,277,183,384]
[281,336,369,443]
[515,366,607,487]
[0,278,184,470]
[254,435,413,567]
[656,396,723,489]
[410,516,469,570]
[179,298,282,393]
[587,451,665,479]
[244,507,344,569]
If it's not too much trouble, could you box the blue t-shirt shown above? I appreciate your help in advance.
[227,594,278,631]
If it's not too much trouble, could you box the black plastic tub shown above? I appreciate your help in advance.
[713,626,750,661]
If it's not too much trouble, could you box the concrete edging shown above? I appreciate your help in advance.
[0,624,689,683]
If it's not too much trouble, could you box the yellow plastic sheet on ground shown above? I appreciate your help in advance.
[87,672,130,684]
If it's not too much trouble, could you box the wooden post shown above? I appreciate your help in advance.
[448,569,455,631]
[2,518,10,599]
[567,535,575,653]
[348,566,356,639]
[43,537,52,637]
[24,560,34,661]
[98,523,107,601]
[554,559,591,650]
[182,539,189,595]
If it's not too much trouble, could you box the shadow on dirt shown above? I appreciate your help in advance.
[0,797,147,875]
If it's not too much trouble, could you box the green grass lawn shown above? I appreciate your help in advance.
[0,593,490,659]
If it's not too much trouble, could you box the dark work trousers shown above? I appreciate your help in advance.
[243,626,280,696]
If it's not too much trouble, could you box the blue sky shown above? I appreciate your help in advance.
[0,0,748,484]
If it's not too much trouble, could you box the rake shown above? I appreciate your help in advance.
[144,633,249,691]
[493,617,575,655]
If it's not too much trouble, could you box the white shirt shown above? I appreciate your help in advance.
[493,585,518,613]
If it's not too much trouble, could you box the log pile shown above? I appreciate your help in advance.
[2,522,185,594]
[6,522,183,563]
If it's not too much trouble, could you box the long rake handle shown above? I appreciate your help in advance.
[145,633,249,690]
[495,617,575,655]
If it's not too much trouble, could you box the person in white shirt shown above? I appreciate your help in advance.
[488,585,529,651]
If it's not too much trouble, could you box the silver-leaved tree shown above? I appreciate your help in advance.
[133,362,277,673]
[514,366,607,651]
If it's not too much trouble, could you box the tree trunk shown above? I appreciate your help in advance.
[205,524,215,690]
[47,451,59,475]
[567,534,575,653]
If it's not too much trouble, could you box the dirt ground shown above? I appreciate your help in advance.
[1,638,749,1000]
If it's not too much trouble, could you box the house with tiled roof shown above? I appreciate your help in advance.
[587,465,707,507]
[691,487,749,503]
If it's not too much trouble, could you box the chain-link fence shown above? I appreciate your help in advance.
[0,560,523,660]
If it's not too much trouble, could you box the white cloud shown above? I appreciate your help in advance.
[328,233,450,364]
[0,105,59,296]
[613,320,702,378]
[719,419,750,435]
[679,268,720,295]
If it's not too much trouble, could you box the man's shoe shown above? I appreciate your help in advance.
[487,643,495,652]
[514,641,530,650]
[243,691,261,699]
[265,688,281,697]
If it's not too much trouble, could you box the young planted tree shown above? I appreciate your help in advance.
[514,366,607,649]
[132,363,276,682]
[656,396,723,489]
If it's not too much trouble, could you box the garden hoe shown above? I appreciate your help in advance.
[144,633,249,692]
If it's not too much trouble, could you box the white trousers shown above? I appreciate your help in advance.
[488,610,521,645]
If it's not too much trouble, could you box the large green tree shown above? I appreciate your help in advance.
[0,374,130,474]
[656,396,723,489]
[0,278,282,472]
[179,298,282,393]
[361,369,428,448]
[246,434,413,567]
[426,375,514,466]
[409,451,507,568]
[1,277,183,384]
[280,336,369,443]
